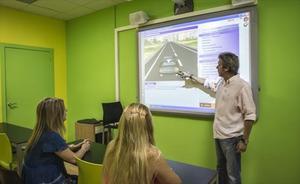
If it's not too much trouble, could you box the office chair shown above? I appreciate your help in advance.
[0,133,17,170]
[0,133,23,184]
[101,101,123,144]
[75,157,103,184]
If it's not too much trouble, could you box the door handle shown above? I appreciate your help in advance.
[7,102,18,109]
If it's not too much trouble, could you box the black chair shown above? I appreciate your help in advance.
[101,101,123,144]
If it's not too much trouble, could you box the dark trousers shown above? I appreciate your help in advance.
[215,137,241,184]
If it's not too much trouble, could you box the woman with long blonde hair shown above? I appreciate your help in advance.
[103,103,181,184]
[22,97,90,184]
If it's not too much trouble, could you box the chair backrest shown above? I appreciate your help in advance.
[102,101,123,125]
[76,157,103,184]
[0,133,13,170]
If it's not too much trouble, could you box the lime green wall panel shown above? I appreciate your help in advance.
[247,0,300,183]
[119,29,138,105]
[153,115,215,167]
[66,8,115,140]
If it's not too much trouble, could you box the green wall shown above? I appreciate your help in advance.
[66,8,116,140]
[66,0,300,183]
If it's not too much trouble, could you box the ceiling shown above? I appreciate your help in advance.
[0,0,132,20]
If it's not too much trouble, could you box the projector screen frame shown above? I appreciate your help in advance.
[137,6,258,117]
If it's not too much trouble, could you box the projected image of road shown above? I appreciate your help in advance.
[145,41,197,81]
[143,28,198,81]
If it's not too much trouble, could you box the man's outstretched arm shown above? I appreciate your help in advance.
[178,71,216,98]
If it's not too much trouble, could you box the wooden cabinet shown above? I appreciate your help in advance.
[75,121,103,142]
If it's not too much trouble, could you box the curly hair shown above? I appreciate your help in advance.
[218,52,239,75]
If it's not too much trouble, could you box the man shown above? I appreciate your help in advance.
[184,52,256,184]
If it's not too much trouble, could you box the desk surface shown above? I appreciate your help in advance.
[82,142,106,164]
[69,140,106,164]
[0,122,32,144]
[73,141,216,184]
[167,160,217,184]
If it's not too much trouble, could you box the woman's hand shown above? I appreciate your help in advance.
[69,139,91,151]
[56,139,91,164]
[81,140,91,152]
[82,139,91,144]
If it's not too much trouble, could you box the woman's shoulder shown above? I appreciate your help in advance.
[44,130,60,136]
[148,145,161,161]
[41,131,67,152]
[42,131,63,141]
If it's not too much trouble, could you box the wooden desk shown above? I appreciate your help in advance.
[71,141,216,184]
[0,122,32,144]
[0,122,32,174]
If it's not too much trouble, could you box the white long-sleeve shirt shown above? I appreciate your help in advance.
[213,75,256,139]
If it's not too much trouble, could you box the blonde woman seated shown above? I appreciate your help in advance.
[22,97,91,184]
[103,103,182,184]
